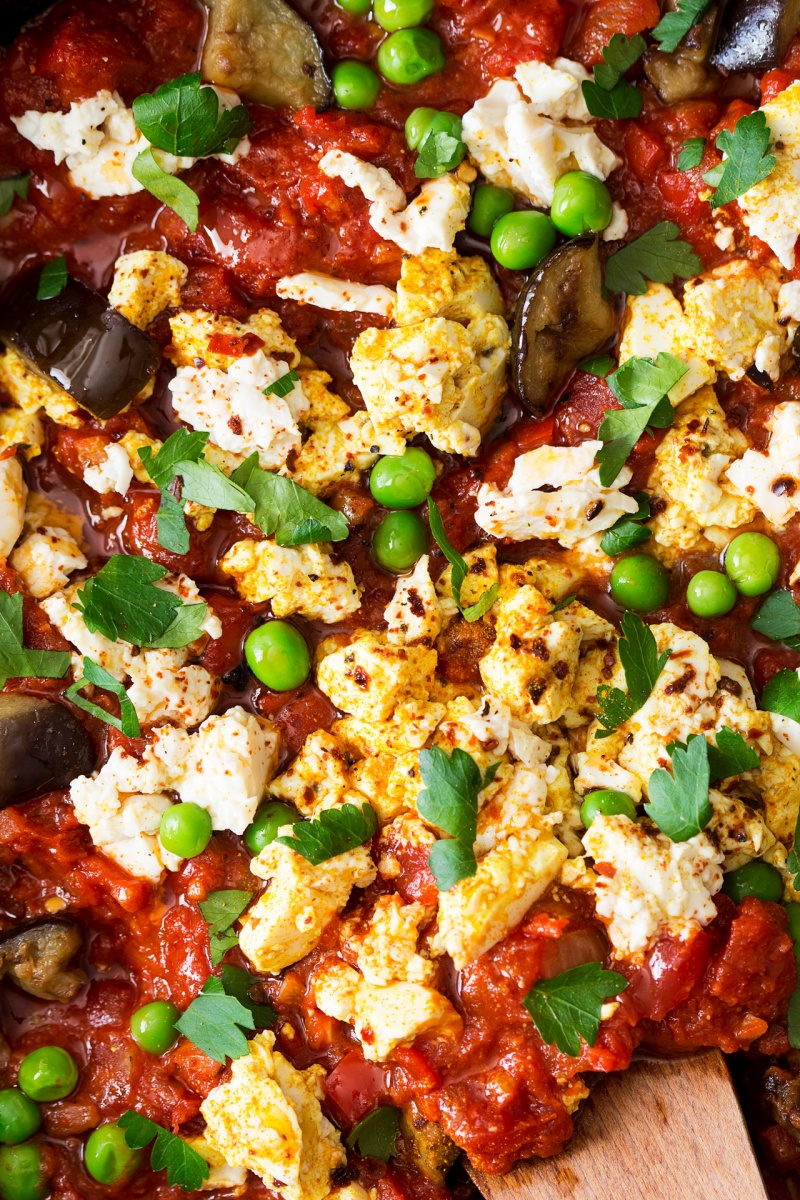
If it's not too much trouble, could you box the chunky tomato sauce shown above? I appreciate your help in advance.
[2,0,800,1198]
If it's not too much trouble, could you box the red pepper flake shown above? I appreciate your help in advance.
[207,332,264,358]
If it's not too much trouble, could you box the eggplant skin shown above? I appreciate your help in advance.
[202,0,331,110]
[711,0,800,71]
[512,238,617,415]
[0,695,95,806]
[0,919,86,1001]
[0,273,160,420]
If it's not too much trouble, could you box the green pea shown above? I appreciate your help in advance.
[0,1091,40,1147]
[490,210,556,271]
[785,901,800,942]
[159,803,212,859]
[377,29,445,85]
[468,184,514,237]
[84,1123,141,1186]
[686,570,737,618]
[337,0,372,13]
[580,789,637,829]
[370,447,436,508]
[245,621,311,692]
[18,1046,78,1103]
[609,555,670,612]
[405,106,437,149]
[332,61,381,110]
[130,1001,180,1055]
[374,0,433,30]
[722,860,784,904]
[0,1143,46,1200]
[373,510,428,572]
[550,170,613,237]
[724,532,781,596]
[245,801,298,856]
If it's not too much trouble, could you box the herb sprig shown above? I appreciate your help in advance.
[523,962,628,1057]
[118,1112,210,1192]
[651,0,714,52]
[595,613,670,738]
[348,1108,401,1161]
[276,802,377,865]
[644,733,712,841]
[73,556,208,649]
[604,221,703,296]
[600,493,651,556]
[427,500,498,623]
[199,889,253,966]
[0,173,29,219]
[174,976,255,1063]
[596,352,686,486]
[0,590,70,688]
[417,746,499,891]
[65,656,141,737]
[706,111,776,209]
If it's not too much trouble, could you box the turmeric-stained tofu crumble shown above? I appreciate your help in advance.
[3,3,800,1198]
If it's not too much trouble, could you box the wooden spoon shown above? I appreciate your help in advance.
[468,1051,768,1200]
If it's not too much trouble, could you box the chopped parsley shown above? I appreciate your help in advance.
[118,1111,210,1192]
[788,983,800,1050]
[579,353,615,378]
[131,149,200,232]
[651,0,714,53]
[415,128,465,179]
[417,746,499,891]
[707,111,776,209]
[667,727,759,784]
[595,612,670,738]
[645,733,712,841]
[276,802,378,865]
[175,975,255,1063]
[230,454,349,547]
[787,810,800,890]
[348,1107,401,1161]
[37,255,68,301]
[596,352,686,486]
[65,657,141,738]
[523,962,628,1057]
[73,556,208,649]
[604,221,703,296]
[199,889,253,966]
[677,137,706,171]
[133,73,252,159]
[219,964,277,1028]
[751,589,800,650]
[0,173,29,219]
[427,499,498,623]
[263,369,300,398]
[600,493,651,556]
[0,590,70,688]
[582,33,645,120]
[761,669,800,723]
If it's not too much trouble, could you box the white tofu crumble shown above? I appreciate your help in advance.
[583,814,724,960]
[0,455,27,557]
[726,401,800,525]
[13,87,250,199]
[474,441,640,548]
[737,80,800,268]
[276,271,396,317]
[10,525,87,599]
[82,442,134,496]
[384,554,442,645]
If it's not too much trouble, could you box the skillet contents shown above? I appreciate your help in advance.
[4,1,800,1197]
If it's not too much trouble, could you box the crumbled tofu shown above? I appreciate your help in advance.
[239,840,376,973]
[436,544,499,625]
[126,655,219,729]
[760,742,800,843]
[108,250,188,329]
[201,1031,345,1200]
[726,402,800,525]
[319,150,470,254]
[13,87,249,199]
[395,249,504,326]
[602,202,629,241]
[220,539,362,623]
[295,369,351,430]
[709,791,774,870]
[461,75,620,208]
[313,960,461,1061]
[682,260,785,381]
[618,284,716,404]
[384,555,441,645]
[151,707,278,833]
[583,814,724,960]
[376,811,437,881]
[474,441,639,548]
[650,387,756,530]
[433,830,567,969]
[514,57,593,122]
[0,455,27,557]
[0,406,44,460]
[276,272,396,317]
[351,313,509,457]
[316,632,437,721]
[344,895,436,985]
[291,411,380,496]
[349,751,423,823]
[737,80,800,268]
[184,1137,247,1193]
[270,730,350,816]
[170,309,301,372]
[10,523,87,598]
[0,348,81,428]
[82,442,134,496]
[335,699,445,758]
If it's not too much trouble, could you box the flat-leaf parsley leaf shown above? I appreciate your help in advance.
[677,137,706,171]
[645,733,712,841]
[595,612,669,738]
[131,148,200,232]
[199,889,253,966]
[65,657,141,738]
[73,556,208,648]
[0,173,29,218]
[276,802,378,865]
[37,255,68,300]
[604,221,703,296]
[133,73,252,158]
[651,0,713,53]
[118,1111,210,1192]
[174,976,255,1063]
[600,493,651,556]
[751,589,800,650]
[596,353,686,486]
[761,669,800,723]
[417,746,499,891]
[523,962,628,1057]
[428,499,498,622]
[582,33,645,119]
[348,1108,401,1161]
[667,727,759,784]
[230,454,348,546]
[0,590,70,688]
[708,110,776,209]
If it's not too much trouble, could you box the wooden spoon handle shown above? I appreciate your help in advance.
[468,1051,767,1200]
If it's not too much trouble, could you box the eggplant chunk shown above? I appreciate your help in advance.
[399,1103,458,1186]
[0,695,95,806]
[711,0,800,71]
[202,0,331,110]
[644,7,720,103]
[0,920,86,1001]
[511,238,617,415]
[0,273,160,419]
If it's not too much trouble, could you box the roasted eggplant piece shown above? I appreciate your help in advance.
[0,695,95,806]
[644,6,721,103]
[511,238,616,414]
[711,0,800,72]
[0,919,86,1001]
[399,1103,459,1186]
[202,0,331,110]
[0,273,160,419]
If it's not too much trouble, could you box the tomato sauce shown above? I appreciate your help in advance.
[1,0,800,1197]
